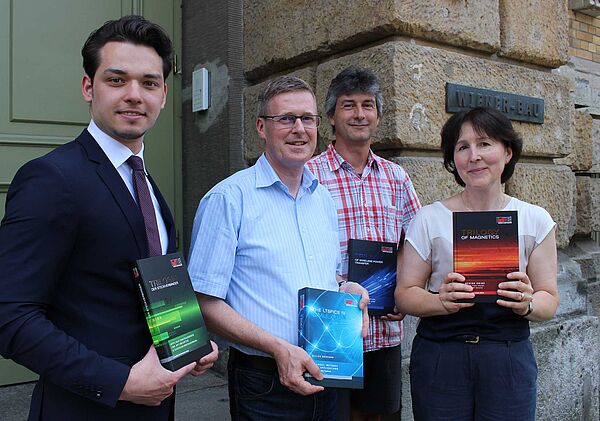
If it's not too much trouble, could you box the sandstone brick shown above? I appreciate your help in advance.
[592,119,600,172]
[532,317,600,421]
[580,49,594,61]
[590,281,600,319]
[499,0,569,67]
[576,175,600,235]
[554,109,593,171]
[580,31,594,43]
[554,57,600,116]
[563,240,600,284]
[315,41,571,158]
[243,67,316,164]
[244,1,500,79]
[505,164,575,248]
[556,251,588,317]
[389,156,461,207]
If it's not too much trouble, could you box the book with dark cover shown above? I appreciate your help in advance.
[298,287,363,389]
[131,252,212,371]
[453,211,519,303]
[347,239,397,315]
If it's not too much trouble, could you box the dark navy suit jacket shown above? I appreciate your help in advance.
[0,130,177,420]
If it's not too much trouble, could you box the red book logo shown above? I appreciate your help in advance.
[496,216,512,224]
[345,299,354,306]
[170,258,183,268]
[381,246,393,254]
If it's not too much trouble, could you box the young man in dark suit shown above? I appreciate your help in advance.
[0,15,217,421]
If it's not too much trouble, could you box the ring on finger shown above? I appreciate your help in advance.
[519,292,524,301]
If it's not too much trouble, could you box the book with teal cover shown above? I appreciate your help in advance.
[132,252,212,371]
[298,287,363,389]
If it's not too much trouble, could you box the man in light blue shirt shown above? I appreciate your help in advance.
[188,76,368,420]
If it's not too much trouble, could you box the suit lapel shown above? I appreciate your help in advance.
[77,130,148,257]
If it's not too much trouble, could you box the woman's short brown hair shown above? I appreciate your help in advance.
[441,107,523,187]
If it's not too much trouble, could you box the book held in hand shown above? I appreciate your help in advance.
[131,252,212,371]
[453,211,519,303]
[347,239,397,315]
[298,287,363,389]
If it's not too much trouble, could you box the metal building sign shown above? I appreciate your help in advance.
[446,83,545,124]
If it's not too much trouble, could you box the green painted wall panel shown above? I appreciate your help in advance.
[0,145,58,184]
[11,0,124,125]
[0,357,37,385]
[0,189,6,218]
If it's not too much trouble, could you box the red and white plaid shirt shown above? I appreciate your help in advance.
[307,144,421,352]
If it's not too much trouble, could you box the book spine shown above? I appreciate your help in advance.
[347,241,355,281]
[133,266,159,344]
[136,282,152,320]
[452,213,458,273]
[298,289,307,351]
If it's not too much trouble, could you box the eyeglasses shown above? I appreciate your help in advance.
[259,114,321,128]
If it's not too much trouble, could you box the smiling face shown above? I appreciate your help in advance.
[453,122,512,190]
[81,41,167,153]
[256,90,318,176]
[328,92,380,146]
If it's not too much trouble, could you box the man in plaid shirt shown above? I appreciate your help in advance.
[307,66,420,420]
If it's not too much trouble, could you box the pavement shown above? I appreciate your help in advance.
[0,368,231,421]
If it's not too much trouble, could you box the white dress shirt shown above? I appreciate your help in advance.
[88,120,168,254]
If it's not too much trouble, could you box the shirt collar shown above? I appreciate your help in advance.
[255,154,318,193]
[88,120,146,170]
[325,143,380,173]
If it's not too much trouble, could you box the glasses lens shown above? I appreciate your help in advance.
[271,115,320,128]
[275,115,296,126]
[301,116,317,128]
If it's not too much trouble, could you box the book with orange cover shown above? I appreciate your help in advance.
[453,211,519,303]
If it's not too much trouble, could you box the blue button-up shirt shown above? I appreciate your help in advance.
[188,154,340,356]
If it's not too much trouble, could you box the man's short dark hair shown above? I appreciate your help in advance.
[324,65,384,119]
[441,107,523,187]
[82,15,173,80]
[257,76,315,117]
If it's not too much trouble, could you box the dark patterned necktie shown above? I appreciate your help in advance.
[127,155,162,256]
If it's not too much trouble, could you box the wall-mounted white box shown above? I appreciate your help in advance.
[192,68,209,112]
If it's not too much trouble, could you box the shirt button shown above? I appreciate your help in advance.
[308,256,314,260]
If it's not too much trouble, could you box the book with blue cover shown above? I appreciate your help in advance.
[298,287,363,389]
[347,239,397,315]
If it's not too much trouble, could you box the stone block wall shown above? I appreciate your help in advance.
[506,163,576,247]
[244,1,577,247]
[237,2,599,419]
[499,0,569,67]
[244,0,501,81]
[532,316,600,421]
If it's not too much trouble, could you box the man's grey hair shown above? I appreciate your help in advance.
[324,65,384,119]
[257,76,316,117]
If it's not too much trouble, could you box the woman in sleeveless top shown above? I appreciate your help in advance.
[396,107,559,421]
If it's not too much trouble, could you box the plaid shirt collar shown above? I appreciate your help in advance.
[324,143,382,175]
